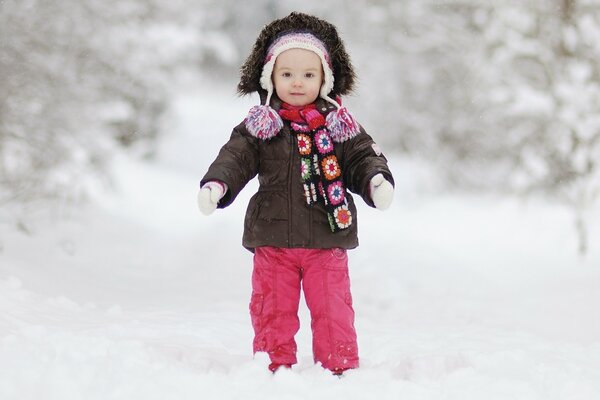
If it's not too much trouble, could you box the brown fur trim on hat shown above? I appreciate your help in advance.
[237,12,356,97]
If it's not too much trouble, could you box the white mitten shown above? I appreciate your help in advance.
[369,173,394,210]
[197,181,227,215]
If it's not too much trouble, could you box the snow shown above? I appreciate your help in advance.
[2,83,600,399]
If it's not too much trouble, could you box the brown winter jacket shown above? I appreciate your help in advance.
[201,98,394,252]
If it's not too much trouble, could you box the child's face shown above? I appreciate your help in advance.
[272,48,323,107]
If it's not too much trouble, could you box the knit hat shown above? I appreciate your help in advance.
[239,12,356,98]
[240,13,360,141]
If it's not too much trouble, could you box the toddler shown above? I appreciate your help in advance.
[198,12,394,376]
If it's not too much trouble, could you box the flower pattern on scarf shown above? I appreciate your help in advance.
[315,130,333,154]
[297,134,312,155]
[321,156,341,181]
[327,181,345,205]
[334,205,352,229]
[300,158,311,180]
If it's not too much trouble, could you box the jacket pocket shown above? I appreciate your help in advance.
[245,193,261,231]
[256,191,287,222]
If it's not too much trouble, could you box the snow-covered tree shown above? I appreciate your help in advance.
[435,0,600,253]
[340,0,600,253]
[0,0,201,207]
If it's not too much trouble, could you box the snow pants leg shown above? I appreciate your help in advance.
[250,247,302,365]
[249,247,359,371]
[301,247,359,371]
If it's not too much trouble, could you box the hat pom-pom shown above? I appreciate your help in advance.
[326,107,360,143]
[245,105,283,140]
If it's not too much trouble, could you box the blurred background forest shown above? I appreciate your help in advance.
[2,0,600,252]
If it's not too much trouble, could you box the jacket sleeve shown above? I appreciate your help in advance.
[200,122,259,208]
[340,125,395,208]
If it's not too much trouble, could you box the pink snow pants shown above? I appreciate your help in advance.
[249,246,359,371]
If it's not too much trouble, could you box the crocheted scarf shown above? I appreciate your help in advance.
[278,102,352,232]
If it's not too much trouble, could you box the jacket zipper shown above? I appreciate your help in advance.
[287,129,294,246]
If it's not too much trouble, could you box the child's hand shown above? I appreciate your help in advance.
[369,173,394,210]
[197,181,227,215]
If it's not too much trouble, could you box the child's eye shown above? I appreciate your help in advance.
[305,73,315,78]
[282,72,292,78]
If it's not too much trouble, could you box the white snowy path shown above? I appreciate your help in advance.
[2,88,600,399]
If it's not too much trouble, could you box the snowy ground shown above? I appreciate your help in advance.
[2,84,600,399]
